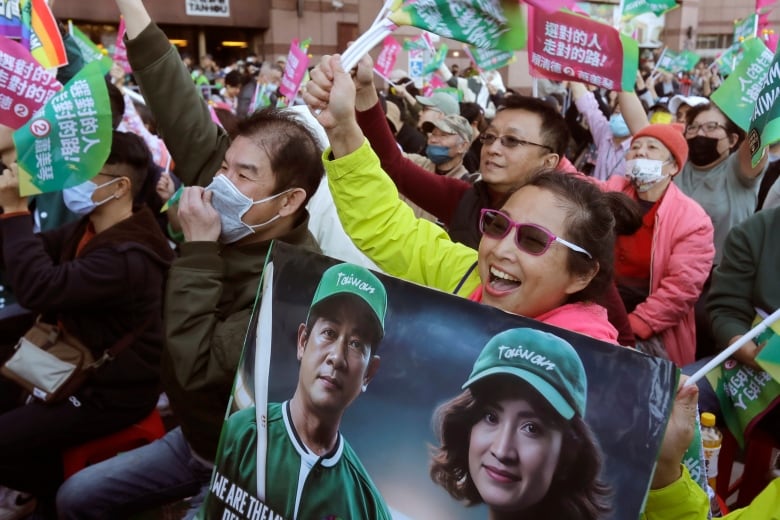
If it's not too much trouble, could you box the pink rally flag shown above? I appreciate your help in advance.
[113,17,132,74]
[0,36,62,129]
[373,36,401,82]
[527,7,638,92]
[278,38,309,101]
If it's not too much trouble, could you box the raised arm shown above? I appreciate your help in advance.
[115,0,228,187]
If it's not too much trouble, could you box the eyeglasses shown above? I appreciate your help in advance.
[684,122,727,136]
[479,132,552,153]
[479,209,593,259]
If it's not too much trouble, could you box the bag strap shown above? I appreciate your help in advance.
[91,314,156,369]
[453,261,478,295]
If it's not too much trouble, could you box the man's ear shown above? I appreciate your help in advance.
[296,323,308,361]
[115,176,132,200]
[361,355,381,392]
[544,153,560,169]
[278,188,307,218]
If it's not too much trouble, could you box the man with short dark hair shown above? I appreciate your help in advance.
[56,1,323,517]
[199,263,391,520]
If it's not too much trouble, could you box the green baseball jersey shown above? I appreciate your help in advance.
[199,401,392,520]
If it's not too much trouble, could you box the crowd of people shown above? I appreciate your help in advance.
[0,0,778,518]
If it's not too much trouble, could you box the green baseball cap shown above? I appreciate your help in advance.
[462,328,587,420]
[308,263,387,340]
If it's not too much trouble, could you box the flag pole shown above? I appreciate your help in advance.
[684,307,780,386]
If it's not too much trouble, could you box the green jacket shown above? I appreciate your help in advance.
[707,206,780,350]
[126,21,319,461]
[324,140,480,296]
[642,466,779,519]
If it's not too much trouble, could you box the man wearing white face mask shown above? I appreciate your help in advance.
[0,131,175,516]
[56,2,323,518]
[603,124,715,366]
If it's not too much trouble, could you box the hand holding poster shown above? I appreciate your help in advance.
[199,243,678,520]
[0,36,61,129]
[13,61,112,196]
[527,7,638,92]
[711,38,774,133]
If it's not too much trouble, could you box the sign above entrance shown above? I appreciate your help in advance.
[186,0,230,17]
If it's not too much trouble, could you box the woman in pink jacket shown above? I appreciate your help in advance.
[605,124,715,366]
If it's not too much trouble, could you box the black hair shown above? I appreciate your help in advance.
[106,79,125,130]
[236,108,324,206]
[106,131,152,199]
[498,96,570,157]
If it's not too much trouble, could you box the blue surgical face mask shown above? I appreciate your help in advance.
[206,174,289,244]
[609,114,631,138]
[62,177,122,215]
[425,144,452,165]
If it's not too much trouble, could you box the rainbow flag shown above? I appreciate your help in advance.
[21,0,67,69]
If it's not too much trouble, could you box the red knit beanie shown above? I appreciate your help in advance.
[632,123,688,169]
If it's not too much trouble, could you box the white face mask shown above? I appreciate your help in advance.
[625,158,669,192]
[62,177,122,215]
[206,174,289,244]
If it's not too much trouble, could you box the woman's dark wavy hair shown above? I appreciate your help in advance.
[500,169,641,304]
[430,377,612,519]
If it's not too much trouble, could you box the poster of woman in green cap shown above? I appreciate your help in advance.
[201,244,677,520]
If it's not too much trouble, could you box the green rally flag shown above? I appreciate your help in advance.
[656,48,700,73]
[469,46,516,71]
[757,322,780,384]
[621,0,678,18]
[69,23,113,73]
[747,46,780,166]
[734,13,759,44]
[715,41,746,76]
[705,313,780,449]
[14,61,113,196]
[422,43,448,75]
[388,0,526,51]
[711,38,774,134]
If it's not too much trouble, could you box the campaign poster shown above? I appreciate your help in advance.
[200,243,678,520]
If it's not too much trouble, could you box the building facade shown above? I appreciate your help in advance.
[53,0,779,89]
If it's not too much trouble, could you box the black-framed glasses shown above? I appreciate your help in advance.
[684,122,727,136]
[479,132,553,152]
[479,209,593,259]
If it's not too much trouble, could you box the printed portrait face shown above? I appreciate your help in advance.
[467,395,564,512]
[296,296,380,419]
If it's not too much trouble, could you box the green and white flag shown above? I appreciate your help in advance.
[747,46,780,166]
[468,45,515,71]
[388,0,526,51]
[711,38,774,133]
[422,43,448,75]
[69,23,113,73]
[656,48,700,73]
[734,13,759,44]
[715,40,746,76]
[621,0,678,18]
[14,61,113,196]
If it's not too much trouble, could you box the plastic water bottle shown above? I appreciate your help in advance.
[701,412,723,517]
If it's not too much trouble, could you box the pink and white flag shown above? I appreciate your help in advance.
[278,39,309,100]
[0,36,61,129]
[373,36,401,82]
[114,17,132,74]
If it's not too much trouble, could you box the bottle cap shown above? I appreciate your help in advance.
[701,412,716,427]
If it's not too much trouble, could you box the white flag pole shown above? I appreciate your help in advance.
[684,307,780,387]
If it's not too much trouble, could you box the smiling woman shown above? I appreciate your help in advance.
[431,328,611,520]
